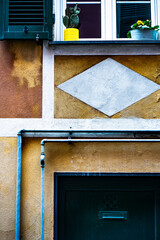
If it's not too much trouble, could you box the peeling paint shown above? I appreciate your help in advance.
[9,41,42,89]
[0,41,42,118]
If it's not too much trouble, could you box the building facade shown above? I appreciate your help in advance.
[1,0,160,239]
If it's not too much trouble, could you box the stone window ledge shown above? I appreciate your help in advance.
[48,40,160,55]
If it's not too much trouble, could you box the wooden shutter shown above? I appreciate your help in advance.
[0,0,53,40]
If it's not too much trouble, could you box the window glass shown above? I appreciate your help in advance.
[67,1,101,38]
[116,0,151,38]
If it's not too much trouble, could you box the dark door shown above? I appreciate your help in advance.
[55,175,160,240]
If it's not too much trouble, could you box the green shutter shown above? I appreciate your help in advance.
[0,0,5,39]
[0,0,53,40]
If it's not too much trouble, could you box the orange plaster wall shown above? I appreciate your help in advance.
[0,41,42,118]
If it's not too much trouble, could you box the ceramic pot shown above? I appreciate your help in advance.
[131,29,157,40]
[64,28,79,41]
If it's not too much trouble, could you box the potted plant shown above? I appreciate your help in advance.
[63,4,81,41]
[127,20,159,40]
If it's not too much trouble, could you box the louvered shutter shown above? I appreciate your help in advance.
[0,0,53,40]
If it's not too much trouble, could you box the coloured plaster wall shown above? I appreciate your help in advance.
[20,138,160,240]
[54,55,160,119]
[1,49,160,240]
[0,138,17,240]
[0,41,42,118]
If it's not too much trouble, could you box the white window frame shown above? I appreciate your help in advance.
[54,0,160,41]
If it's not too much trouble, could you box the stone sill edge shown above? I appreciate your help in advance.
[49,40,160,45]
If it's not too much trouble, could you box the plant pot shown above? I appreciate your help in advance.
[64,28,79,41]
[131,29,157,40]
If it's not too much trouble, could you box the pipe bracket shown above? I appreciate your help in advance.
[40,152,45,168]
[68,128,72,144]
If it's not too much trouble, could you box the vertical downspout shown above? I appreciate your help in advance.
[16,131,22,240]
[40,141,45,240]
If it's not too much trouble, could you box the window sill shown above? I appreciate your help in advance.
[48,40,160,55]
[49,40,160,45]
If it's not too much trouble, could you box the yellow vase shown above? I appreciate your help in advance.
[64,28,79,41]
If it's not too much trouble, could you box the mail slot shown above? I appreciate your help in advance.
[98,211,128,220]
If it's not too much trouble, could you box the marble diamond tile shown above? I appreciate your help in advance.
[57,58,160,116]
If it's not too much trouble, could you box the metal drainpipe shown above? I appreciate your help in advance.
[40,142,45,240]
[40,137,160,240]
[16,130,23,240]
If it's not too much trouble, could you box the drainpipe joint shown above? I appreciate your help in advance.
[40,152,45,168]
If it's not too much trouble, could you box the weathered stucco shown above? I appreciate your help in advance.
[1,50,160,240]
[0,41,42,118]
[55,55,160,119]
[0,138,17,240]
[20,138,160,240]
[1,137,160,240]
[54,56,107,118]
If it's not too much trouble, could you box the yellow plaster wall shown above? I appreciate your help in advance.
[0,138,17,240]
[20,138,160,239]
[55,55,160,119]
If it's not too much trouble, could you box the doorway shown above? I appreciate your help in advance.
[54,173,160,240]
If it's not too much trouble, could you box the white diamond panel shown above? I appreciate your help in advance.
[58,58,160,116]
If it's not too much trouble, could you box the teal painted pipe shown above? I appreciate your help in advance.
[41,143,45,240]
[15,131,22,240]
[41,167,45,240]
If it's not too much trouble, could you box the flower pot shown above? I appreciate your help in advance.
[64,28,79,41]
[131,29,157,40]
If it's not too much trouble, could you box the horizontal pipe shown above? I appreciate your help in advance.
[19,129,160,139]
[41,138,160,145]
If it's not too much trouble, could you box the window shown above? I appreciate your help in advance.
[116,0,151,38]
[67,0,101,38]
[54,0,160,41]
[0,0,159,40]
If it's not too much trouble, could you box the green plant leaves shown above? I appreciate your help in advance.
[63,16,69,28]
[127,20,159,38]
[70,14,79,28]
[63,4,80,29]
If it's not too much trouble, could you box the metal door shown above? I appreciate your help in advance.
[55,175,160,240]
